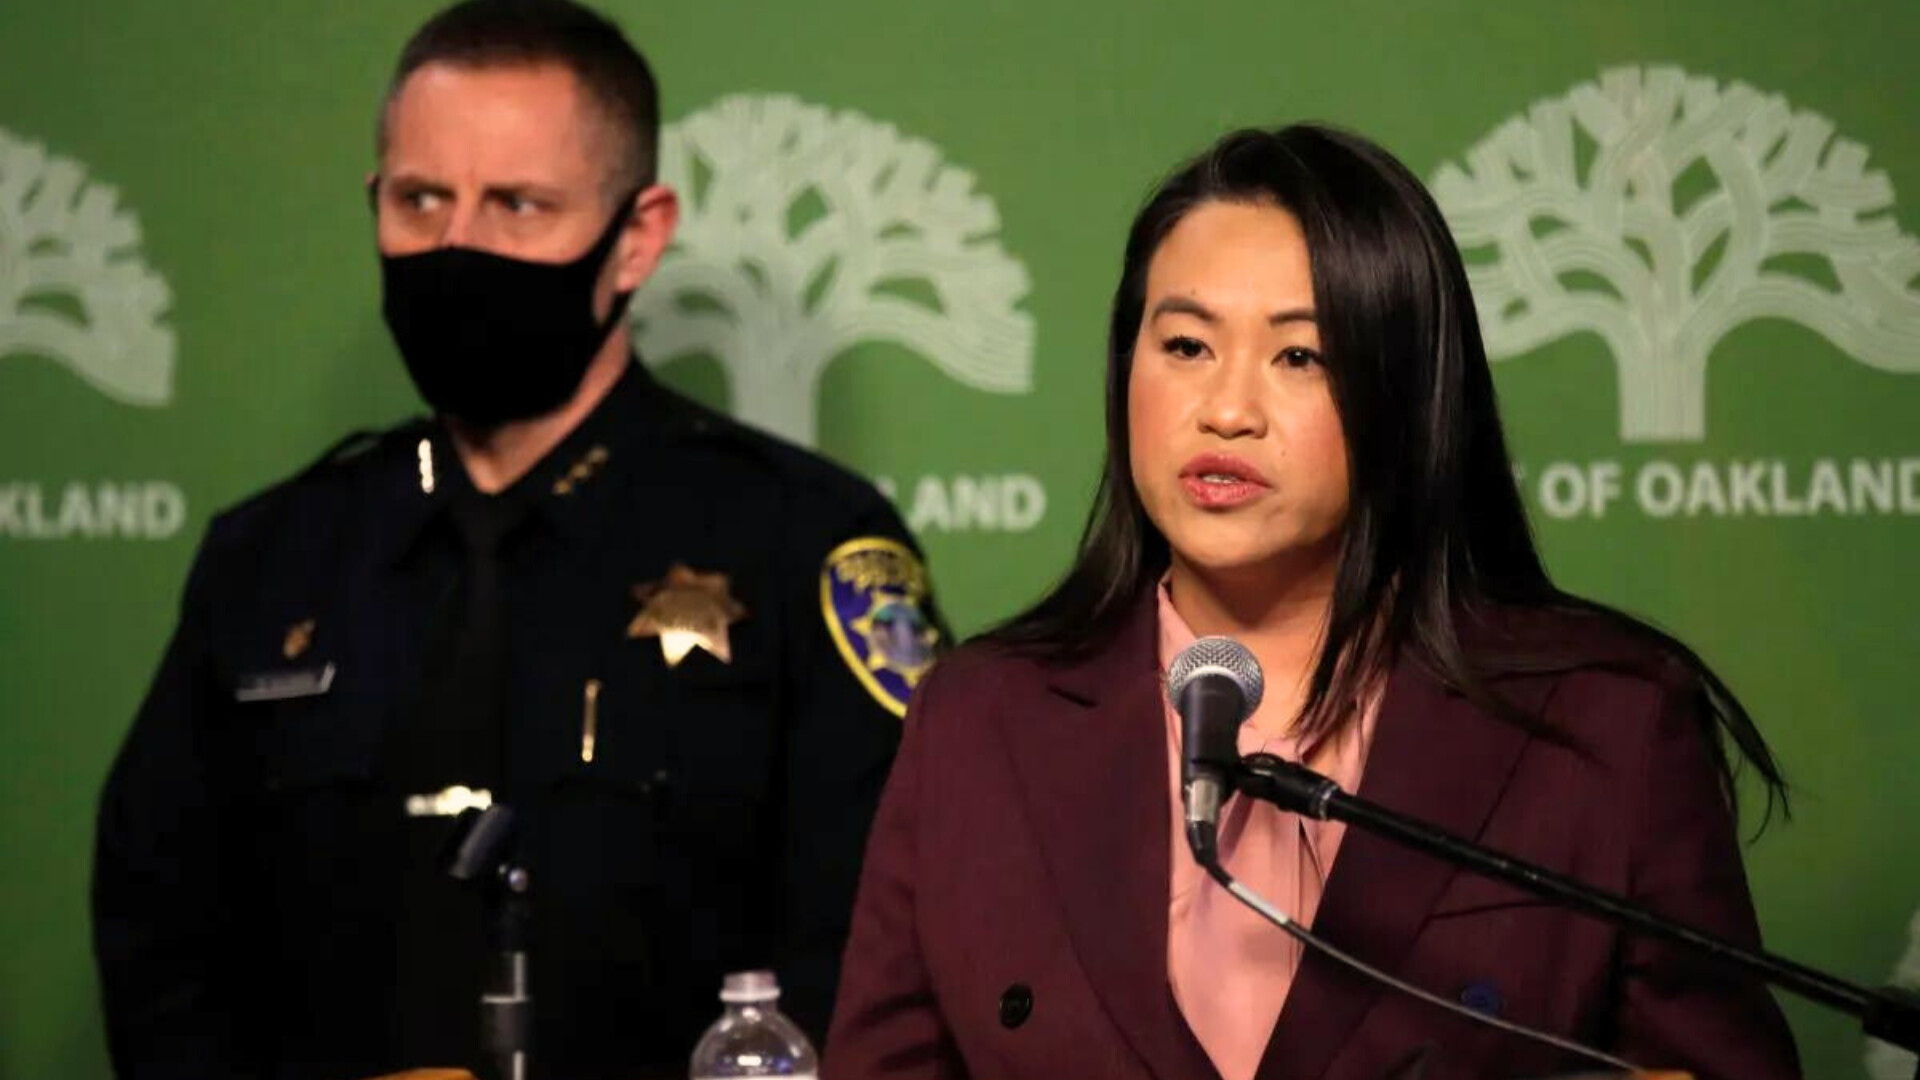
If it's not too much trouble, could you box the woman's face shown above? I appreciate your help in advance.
[1127,199,1350,584]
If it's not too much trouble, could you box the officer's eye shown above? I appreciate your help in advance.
[395,188,444,214]
[497,192,542,215]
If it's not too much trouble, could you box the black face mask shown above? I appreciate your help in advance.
[379,194,638,428]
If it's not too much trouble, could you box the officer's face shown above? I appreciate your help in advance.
[375,61,676,317]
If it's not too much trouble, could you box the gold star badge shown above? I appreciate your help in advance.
[627,564,747,667]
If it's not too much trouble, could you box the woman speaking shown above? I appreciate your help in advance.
[823,124,1800,1080]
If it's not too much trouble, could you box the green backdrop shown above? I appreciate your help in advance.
[3,2,1916,1078]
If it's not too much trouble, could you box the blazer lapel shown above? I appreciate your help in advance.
[1256,654,1547,1080]
[998,594,1220,1080]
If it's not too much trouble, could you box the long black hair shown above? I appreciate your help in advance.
[984,124,1786,822]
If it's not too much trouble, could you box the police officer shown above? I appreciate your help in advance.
[91,2,942,1077]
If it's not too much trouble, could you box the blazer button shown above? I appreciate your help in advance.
[1458,979,1504,1017]
[998,983,1034,1029]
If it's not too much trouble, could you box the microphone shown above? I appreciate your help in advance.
[1165,636,1264,867]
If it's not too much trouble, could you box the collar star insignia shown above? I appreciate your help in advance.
[283,618,316,660]
[627,563,747,667]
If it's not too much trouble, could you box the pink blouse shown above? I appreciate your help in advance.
[1159,581,1380,1080]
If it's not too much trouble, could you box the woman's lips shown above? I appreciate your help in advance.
[1179,452,1270,508]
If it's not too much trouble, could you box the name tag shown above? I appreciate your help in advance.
[234,663,336,703]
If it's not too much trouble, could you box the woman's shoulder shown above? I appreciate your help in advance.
[1458,600,1701,689]
[927,636,1035,678]
[909,638,1066,717]
[1449,600,1722,751]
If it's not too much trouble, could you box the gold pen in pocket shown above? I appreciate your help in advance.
[581,678,602,763]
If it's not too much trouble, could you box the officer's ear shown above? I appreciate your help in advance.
[614,184,679,294]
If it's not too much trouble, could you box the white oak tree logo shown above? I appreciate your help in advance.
[0,125,174,406]
[1432,66,1920,443]
[632,93,1034,448]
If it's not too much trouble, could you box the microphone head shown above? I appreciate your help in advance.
[1166,635,1265,719]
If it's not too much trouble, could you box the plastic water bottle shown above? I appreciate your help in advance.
[689,970,819,1079]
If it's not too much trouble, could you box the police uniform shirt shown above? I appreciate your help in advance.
[92,360,944,1080]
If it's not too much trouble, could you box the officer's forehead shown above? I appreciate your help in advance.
[381,61,619,185]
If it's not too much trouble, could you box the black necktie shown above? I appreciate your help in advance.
[419,489,521,784]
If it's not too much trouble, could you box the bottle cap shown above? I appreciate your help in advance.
[720,970,781,1003]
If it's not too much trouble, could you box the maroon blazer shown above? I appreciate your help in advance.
[824,596,1800,1080]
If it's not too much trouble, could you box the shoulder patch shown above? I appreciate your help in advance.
[820,537,941,718]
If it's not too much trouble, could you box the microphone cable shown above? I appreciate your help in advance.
[1191,851,1640,1074]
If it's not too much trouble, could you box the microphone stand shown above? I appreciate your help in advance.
[444,805,534,1080]
[1231,752,1920,1076]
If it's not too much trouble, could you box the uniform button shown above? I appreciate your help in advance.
[998,983,1033,1029]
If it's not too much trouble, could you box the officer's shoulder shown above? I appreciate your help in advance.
[664,388,891,519]
[204,416,430,546]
